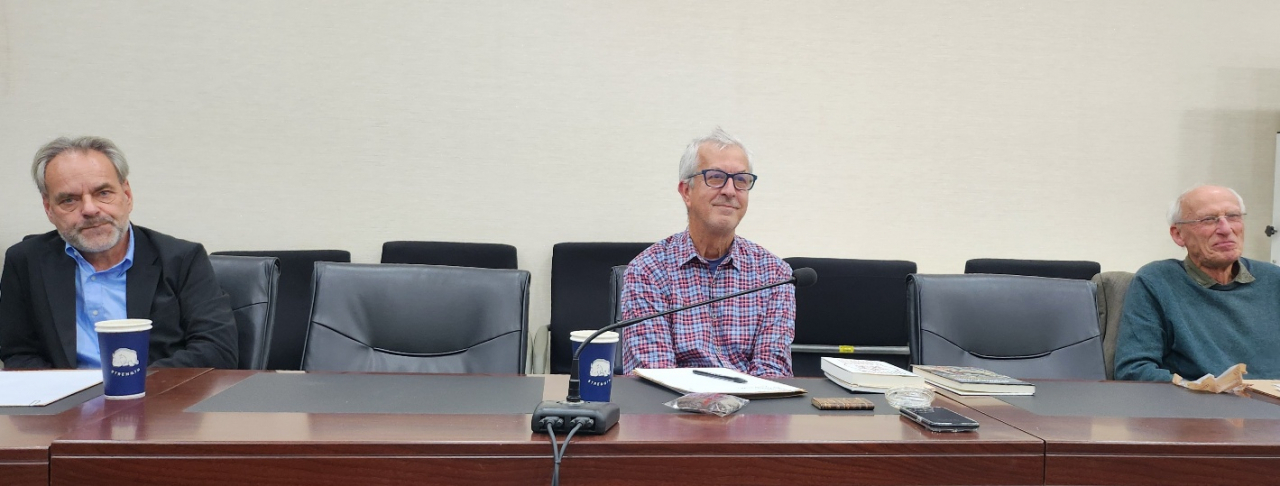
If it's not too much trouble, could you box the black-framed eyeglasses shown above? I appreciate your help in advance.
[1173,212,1245,228]
[691,169,757,191]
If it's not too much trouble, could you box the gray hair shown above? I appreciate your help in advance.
[31,136,130,196]
[677,127,753,181]
[1166,184,1247,225]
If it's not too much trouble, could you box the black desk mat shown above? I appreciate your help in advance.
[185,374,899,416]
[0,384,102,416]
[612,377,898,415]
[186,373,545,414]
[999,381,1280,419]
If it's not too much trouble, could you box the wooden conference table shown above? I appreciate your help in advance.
[5,369,1280,485]
[945,380,1280,486]
[0,368,209,486]
[42,369,1041,486]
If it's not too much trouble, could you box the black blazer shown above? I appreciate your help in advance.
[0,225,238,369]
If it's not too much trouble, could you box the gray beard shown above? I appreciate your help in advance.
[61,218,126,254]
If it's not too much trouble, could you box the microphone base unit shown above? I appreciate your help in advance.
[531,400,620,434]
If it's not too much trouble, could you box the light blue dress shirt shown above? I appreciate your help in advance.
[67,225,135,369]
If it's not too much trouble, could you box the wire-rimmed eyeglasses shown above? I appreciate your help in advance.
[1173,212,1245,228]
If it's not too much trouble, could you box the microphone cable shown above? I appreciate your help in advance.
[542,417,590,486]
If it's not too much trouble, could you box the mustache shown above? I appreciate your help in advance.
[75,216,116,231]
[712,197,740,209]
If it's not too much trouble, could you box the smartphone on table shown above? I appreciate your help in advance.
[899,406,979,432]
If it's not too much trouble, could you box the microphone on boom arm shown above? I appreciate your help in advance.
[531,267,818,434]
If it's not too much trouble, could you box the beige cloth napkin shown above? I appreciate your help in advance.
[1173,363,1248,395]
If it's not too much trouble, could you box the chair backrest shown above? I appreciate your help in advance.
[609,264,629,374]
[302,262,530,373]
[964,258,1101,280]
[548,242,652,374]
[380,241,518,269]
[609,265,627,325]
[784,257,916,376]
[907,274,1105,380]
[212,250,351,370]
[1092,271,1136,380]
[208,255,280,370]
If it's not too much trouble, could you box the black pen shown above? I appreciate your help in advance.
[693,369,747,383]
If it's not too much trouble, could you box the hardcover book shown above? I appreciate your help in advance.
[910,365,1035,395]
[820,357,925,393]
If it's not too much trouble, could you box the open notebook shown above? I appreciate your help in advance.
[633,367,806,398]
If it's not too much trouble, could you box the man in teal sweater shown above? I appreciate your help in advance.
[1115,185,1280,381]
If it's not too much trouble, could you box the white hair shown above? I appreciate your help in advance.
[32,136,130,196]
[677,127,753,181]
[1166,185,1247,225]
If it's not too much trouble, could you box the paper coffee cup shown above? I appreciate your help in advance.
[95,319,152,400]
[571,330,619,402]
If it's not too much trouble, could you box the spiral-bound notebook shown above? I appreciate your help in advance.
[633,367,806,398]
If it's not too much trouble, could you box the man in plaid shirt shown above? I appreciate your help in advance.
[620,129,796,378]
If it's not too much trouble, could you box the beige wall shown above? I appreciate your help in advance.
[2,1,1279,372]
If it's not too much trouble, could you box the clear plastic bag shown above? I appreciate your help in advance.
[663,392,749,417]
[885,386,935,409]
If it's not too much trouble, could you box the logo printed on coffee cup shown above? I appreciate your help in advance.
[110,348,142,377]
[589,359,611,377]
[112,348,139,367]
[585,359,613,387]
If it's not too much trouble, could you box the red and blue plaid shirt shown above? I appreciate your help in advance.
[620,230,796,377]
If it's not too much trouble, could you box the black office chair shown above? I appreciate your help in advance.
[965,258,1101,280]
[609,265,628,329]
[212,249,351,370]
[784,257,916,377]
[609,265,631,374]
[302,262,530,373]
[548,242,652,374]
[380,241,518,269]
[907,274,1105,380]
[208,255,280,370]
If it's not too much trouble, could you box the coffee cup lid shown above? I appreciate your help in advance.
[95,319,153,333]
[570,330,619,344]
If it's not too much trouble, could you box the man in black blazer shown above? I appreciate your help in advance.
[0,136,237,369]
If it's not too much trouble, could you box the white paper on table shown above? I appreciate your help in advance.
[633,367,805,398]
[0,370,103,406]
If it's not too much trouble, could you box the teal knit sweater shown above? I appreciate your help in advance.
[1114,258,1280,381]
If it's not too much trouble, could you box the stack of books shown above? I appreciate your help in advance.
[911,365,1035,396]
[820,357,925,393]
